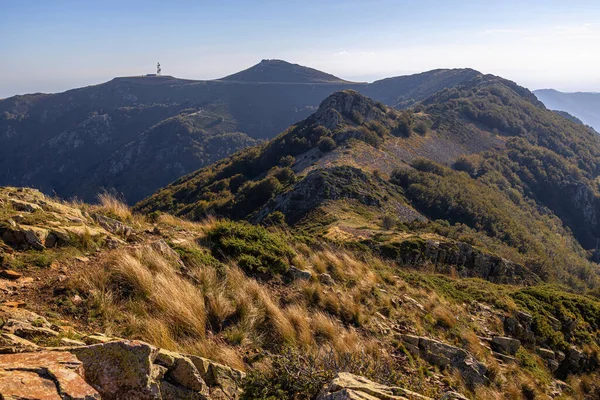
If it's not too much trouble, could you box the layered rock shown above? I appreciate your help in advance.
[0,351,100,399]
[316,372,433,400]
[399,335,488,387]
[380,239,539,285]
[0,305,245,399]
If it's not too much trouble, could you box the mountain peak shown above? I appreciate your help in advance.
[314,90,385,129]
[220,59,355,84]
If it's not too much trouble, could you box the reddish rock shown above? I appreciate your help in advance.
[70,340,160,399]
[0,351,99,399]
[0,370,61,400]
[1,300,26,308]
[0,269,22,280]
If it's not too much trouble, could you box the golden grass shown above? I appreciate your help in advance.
[157,213,217,235]
[96,192,133,221]
[72,220,568,397]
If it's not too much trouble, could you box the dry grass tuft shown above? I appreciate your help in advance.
[96,192,133,221]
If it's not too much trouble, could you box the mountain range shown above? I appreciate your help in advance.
[0,60,492,203]
[534,89,600,131]
[3,59,600,399]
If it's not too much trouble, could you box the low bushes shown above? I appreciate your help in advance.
[206,220,294,276]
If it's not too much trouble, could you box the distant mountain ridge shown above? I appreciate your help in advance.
[220,59,356,84]
[0,60,575,204]
[534,89,600,131]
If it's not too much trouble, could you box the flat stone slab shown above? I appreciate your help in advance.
[0,351,100,399]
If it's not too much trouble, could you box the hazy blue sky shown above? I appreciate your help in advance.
[2,0,600,97]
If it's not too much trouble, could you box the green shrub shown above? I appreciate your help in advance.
[263,211,287,227]
[236,176,282,215]
[413,120,429,135]
[317,137,337,152]
[270,167,296,185]
[278,155,296,167]
[392,111,413,137]
[206,220,294,276]
[368,121,390,137]
[350,110,364,124]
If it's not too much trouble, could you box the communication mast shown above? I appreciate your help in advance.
[157,62,162,76]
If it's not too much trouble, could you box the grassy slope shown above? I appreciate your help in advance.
[2,189,600,399]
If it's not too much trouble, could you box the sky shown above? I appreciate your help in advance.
[2,0,600,98]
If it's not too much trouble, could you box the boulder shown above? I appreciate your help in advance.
[536,348,555,360]
[0,351,100,399]
[9,199,42,212]
[491,336,520,356]
[289,266,312,281]
[166,355,209,394]
[70,340,160,399]
[3,319,60,340]
[1,225,49,250]
[504,312,536,348]
[46,227,72,247]
[0,332,39,353]
[399,335,488,387]
[94,214,133,238]
[82,333,116,345]
[317,372,433,400]
[0,269,22,280]
[0,306,52,328]
[319,273,335,285]
[188,354,245,398]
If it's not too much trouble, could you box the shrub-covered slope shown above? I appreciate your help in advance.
[137,76,600,291]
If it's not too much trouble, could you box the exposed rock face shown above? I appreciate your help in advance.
[289,265,313,281]
[71,340,161,399]
[8,198,42,213]
[0,305,245,399]
[314,90,386,130]
[380,239,538,285]
[317,372,433,400]
[399,335,488,387]
[504,311,536,348]
[0,351,100,399]
[491,336,521,356]
[0,188,117,251]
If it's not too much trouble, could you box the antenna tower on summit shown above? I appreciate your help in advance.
[157,62,162,76]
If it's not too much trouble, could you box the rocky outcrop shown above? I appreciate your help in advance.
[0,351,100,399]
[317,372,433,400]
[399,334,488,387]
[503,311,536,348]
[288,265,312,281]
[380,239,539,285]
[537,347,565,372]
[491,336,520,356]
[314,90,386,130]
[94,214,133,239]
[0,306,245,399]
[71,340,162,399]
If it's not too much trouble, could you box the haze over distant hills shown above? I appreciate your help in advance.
[534,89,600,131]
[0,60,509,203]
